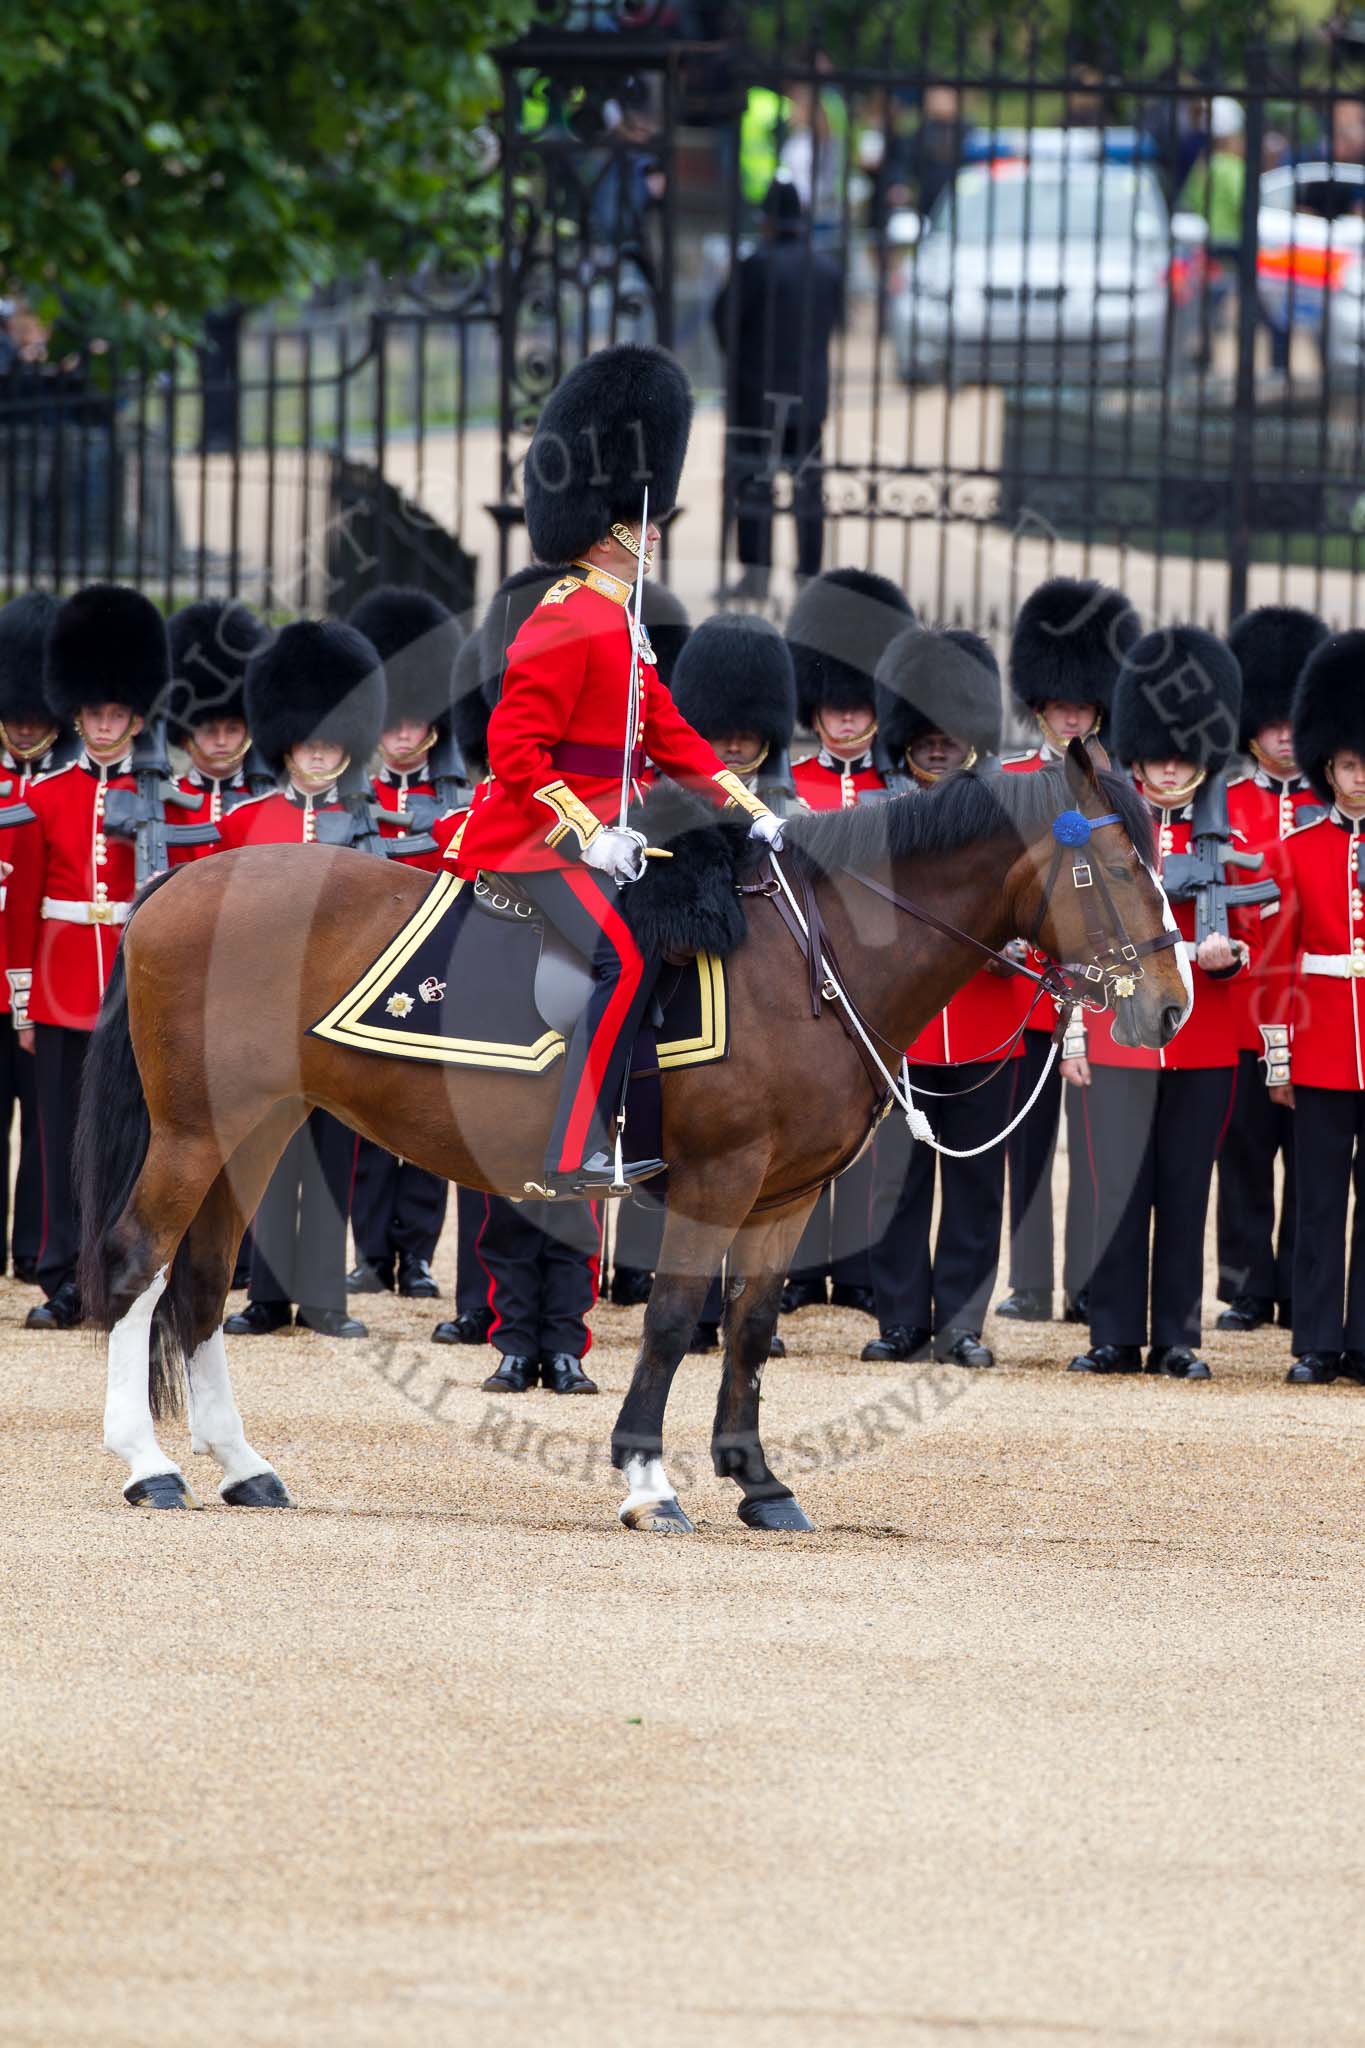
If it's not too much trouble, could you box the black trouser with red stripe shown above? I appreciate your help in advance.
[1079,1064,1235,1351]
[33,1022,90,1298]
[0,1013,42,1275]
[249,1109,355,1316]
[350,1136,448,1273]
[868,1063,1013,1335]
[518,865,659,1177]
[1006,1030,1095,1305]
[1216,1046,1296,1314]
[1290,1085,1365,1358]
[475,1191,600,1360]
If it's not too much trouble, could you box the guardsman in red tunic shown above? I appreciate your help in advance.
[1212,606,1329,1335]
[5,584,169,1327]
[341,584,465,1300]
[861,627,1017,1369]
[1262,631,1365,1382]
[448,343,781,1200]
[216,620,387,1341]
[1065,627,1245,1381]
[164,599,271,857]
[0,591,74,1286]
[788,566,914,814]
[996,577,1139,1327]
[783,566,914,1313]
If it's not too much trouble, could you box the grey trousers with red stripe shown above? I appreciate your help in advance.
[518,864,659,1175]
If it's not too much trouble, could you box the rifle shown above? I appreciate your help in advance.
[219,742,280,815]
[1162,768,1279,946]
[311,795,438,861]
[395,727,472,836]
[0,779,36,830]
[101,721,220,883]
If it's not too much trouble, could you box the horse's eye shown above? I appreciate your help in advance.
[1106,863,1132,882]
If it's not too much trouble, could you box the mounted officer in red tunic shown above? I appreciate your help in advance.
[446,343,782,1199]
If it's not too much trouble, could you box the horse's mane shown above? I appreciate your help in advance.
[784,763,1155,876]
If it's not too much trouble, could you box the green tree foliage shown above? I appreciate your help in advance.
[0,0,536,350]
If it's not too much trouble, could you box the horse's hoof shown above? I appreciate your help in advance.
[738,1494,814,1532]
[124,1472,200,1511]
[221,1471,293,1509]
[620,1496,694,1534]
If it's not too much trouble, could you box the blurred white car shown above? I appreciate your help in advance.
[890,153,1203,387]
[1256,161,1365,375]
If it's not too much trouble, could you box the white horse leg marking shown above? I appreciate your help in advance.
[618,1453,677,1522]
[103,1265,180,1485]
[186,1329,276,1494]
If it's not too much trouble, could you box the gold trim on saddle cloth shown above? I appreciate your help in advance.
[308,870,729,1073]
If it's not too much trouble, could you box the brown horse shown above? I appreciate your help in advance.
[76,740,1189,1528]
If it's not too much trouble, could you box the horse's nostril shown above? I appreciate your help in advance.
[1160,1003,1184,1042]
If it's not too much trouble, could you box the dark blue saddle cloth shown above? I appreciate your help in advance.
[310,871,729,1078]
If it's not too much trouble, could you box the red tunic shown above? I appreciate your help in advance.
[372,771,444,874]
[1083,795,1243,1072]
[908,763,1026,1070]
[215,787,351,852]
[1224,771,1323,1052]
[5,760,140,1032]
[0,746,65,1019]
[792,751,887,811]
[1263,811,1365,1091]
[450,567,742,877]
[168,768,253,865]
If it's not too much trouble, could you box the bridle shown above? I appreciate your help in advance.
[743,794,1184,1178]
[1022,807,1181,1010]
[839,805,1180,1026]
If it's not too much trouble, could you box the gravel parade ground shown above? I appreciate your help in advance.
[4,1244,1365,2047]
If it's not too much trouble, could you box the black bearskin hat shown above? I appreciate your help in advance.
[1009,576,1139,720]
[0,592,60,729]
[876,626,1003,762]
[523,344,692,565]
[165,599,268,745]
[348,585,464,737]
[1228,604,1329,747]
[477,566,564,711]
[786,567,916,726]
[1293,631,1365,806]
[671,613,796,753]
[44,582,169,723]
[642,581,690,687]
[244,619,385,779]
[1111,625,1242,776]
[451,633,492,776]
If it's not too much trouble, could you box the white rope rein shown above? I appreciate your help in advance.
[767,848,1061,1159]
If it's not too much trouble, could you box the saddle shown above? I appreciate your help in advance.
[472,870,604,1040]
[310,869,729,1078]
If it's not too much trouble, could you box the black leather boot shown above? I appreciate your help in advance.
[995,1288,1052,1322]
[481,1354,539,1393]
[540,1353,598,1394]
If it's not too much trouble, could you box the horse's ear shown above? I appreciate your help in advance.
[1083,732,1112,774]
[1064,735,1101,803]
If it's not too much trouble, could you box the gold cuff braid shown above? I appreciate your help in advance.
[533,779,603,853]
[713,767,770,822]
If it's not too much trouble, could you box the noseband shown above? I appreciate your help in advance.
[1025,808,1181,1011]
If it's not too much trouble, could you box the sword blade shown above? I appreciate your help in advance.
[620,485,649,832]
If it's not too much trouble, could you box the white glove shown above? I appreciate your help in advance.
[581,825,648,885]
[748,810,785,851]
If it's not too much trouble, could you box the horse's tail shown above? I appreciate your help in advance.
[76,872,194,1421]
